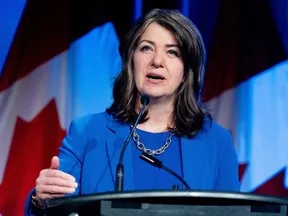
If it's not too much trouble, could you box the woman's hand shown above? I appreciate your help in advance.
[34,156,78,206]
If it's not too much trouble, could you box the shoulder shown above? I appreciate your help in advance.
[68,111,113,134]
[193,118,235,153]
[68,111,127,136]
[72,111,110,126]
[201,118,233,141]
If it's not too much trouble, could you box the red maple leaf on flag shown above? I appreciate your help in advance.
[0,99,66,216]
[254,169,288,197]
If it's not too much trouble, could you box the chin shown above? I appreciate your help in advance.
[142,91,163,98]
[144,92,171,100]
[140,88,173,100]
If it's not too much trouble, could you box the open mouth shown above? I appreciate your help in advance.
[146,73,165,80]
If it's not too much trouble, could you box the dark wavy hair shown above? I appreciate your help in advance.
[107,8,211,137]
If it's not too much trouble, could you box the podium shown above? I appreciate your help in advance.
[45,190,288,216]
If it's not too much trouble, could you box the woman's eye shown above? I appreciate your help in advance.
[168,50,180,57]
[140,45,152,52]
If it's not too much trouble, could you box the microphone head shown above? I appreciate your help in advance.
[140,94,151,105]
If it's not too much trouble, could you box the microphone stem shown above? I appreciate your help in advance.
[162,165,191,190]
[118,104,147,163]
[115,164,124,192]
[140,152,191,190]
[115,95,150,192]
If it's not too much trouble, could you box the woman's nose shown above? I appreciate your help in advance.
[151,51,164,68]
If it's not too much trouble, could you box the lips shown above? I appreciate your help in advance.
[146,72,165,80]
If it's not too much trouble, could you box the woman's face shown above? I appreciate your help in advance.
[133,22,184,101]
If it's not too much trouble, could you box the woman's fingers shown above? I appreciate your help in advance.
[40,169,76,181]
[37,176,77,188]
[36,184,76,194]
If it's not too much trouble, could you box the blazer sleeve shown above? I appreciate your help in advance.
[24,118,87,216]
[215,130,241,192]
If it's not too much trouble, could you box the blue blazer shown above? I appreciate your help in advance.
[25,111,240,215]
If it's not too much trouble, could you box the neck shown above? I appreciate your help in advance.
[137,96,174,133]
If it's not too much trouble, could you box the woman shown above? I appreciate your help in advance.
[26,8,240,214]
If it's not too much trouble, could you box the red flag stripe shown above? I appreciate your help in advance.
[0,0,70,92]
[0,0,133,93]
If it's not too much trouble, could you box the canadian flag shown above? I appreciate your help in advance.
[0,1,121,215]
[202,0,288,195]
[0,0,287,215]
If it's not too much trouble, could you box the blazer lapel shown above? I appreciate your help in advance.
[180,135,211,190]
[105,115,135,191]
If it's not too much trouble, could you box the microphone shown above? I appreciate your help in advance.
[115,94,151,192]
[140,152,191,190]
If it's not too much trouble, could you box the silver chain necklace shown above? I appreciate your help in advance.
[130,124,175,156]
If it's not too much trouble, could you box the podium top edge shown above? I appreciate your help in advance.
[47,190,288,207]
